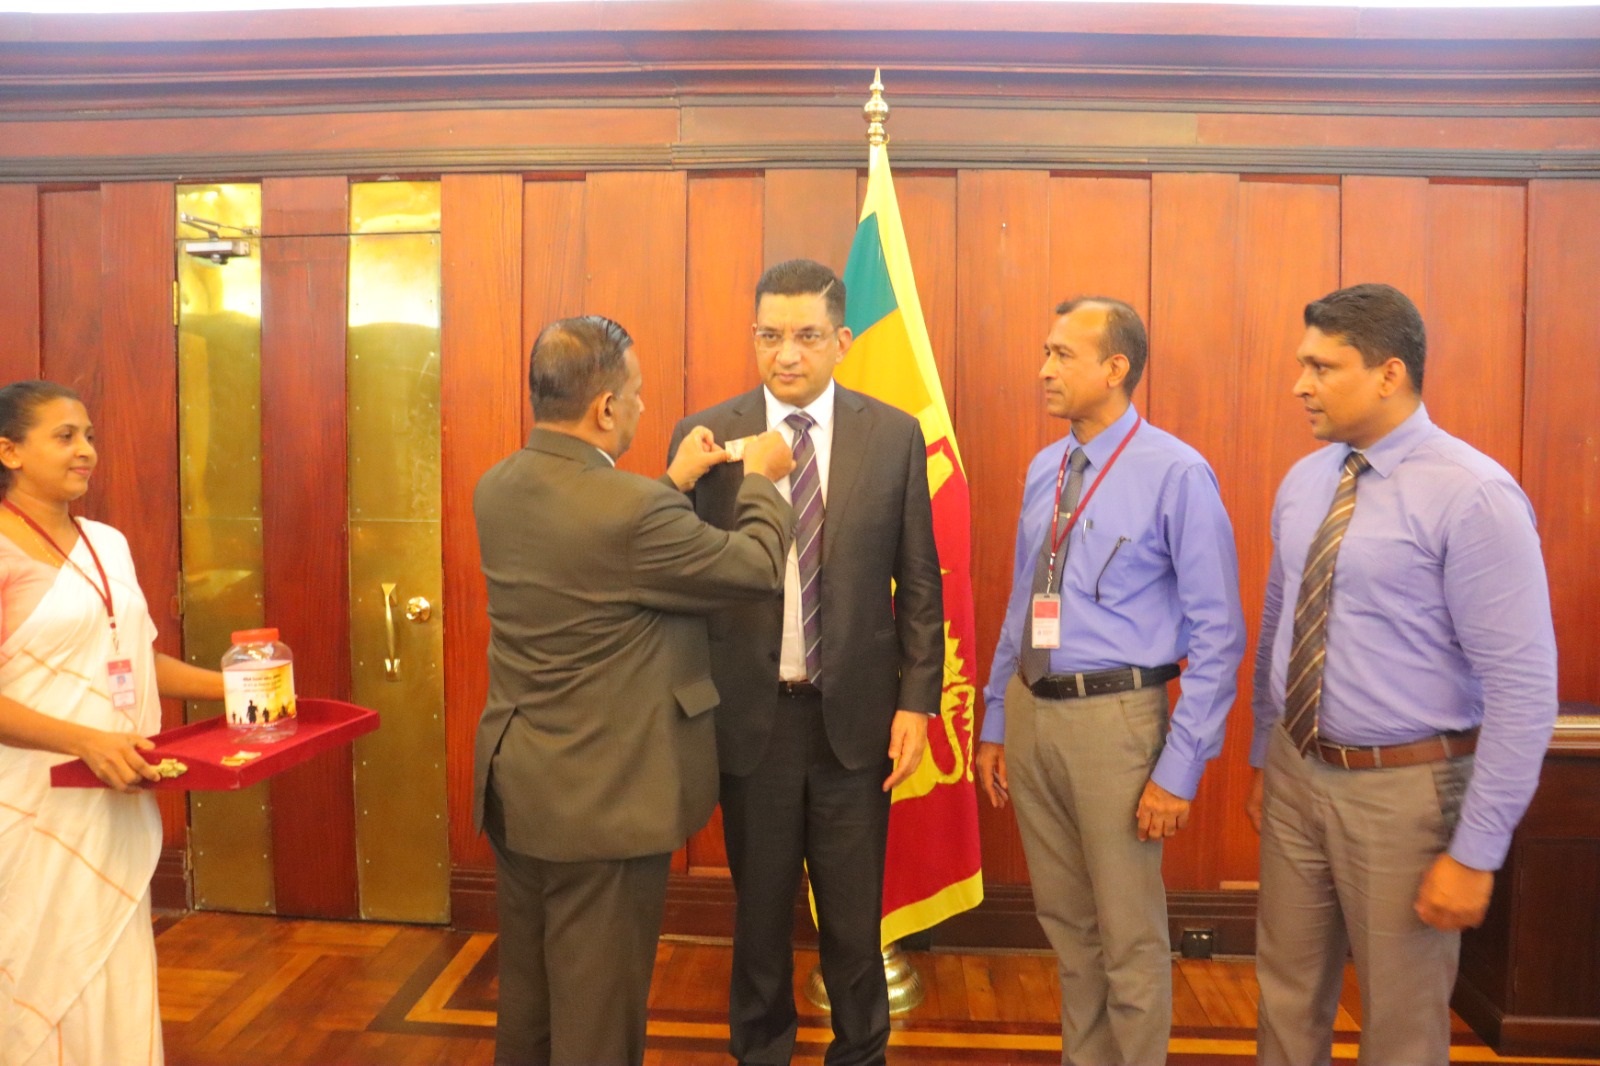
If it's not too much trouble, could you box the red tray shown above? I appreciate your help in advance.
[50,698,380,791]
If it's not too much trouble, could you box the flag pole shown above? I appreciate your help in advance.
[801,67,926,1018]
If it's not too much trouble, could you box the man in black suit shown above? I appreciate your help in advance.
[475,315,794,1065]
[669,260,944,1065]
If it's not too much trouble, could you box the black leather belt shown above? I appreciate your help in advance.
[1028,663,1180,701]
[778,680,822,698]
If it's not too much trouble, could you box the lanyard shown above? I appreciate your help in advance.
[3,500,117,647]
[1045,414,1142,591]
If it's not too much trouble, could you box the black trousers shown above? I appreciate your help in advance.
[721,692,893,1066]
[486,784,671,1066]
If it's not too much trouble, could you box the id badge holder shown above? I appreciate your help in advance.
[108,658,137,712]
[1031,594,1062,650]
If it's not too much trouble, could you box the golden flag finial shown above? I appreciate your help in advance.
[864,68,890,148]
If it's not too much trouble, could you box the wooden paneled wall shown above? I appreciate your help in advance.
[2,166,1598,931]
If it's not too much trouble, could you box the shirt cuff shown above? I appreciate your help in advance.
[1151,748,1204,801]
[979,702,1006,745]
[1248,724,1274,768]
[1448,824,1510,873]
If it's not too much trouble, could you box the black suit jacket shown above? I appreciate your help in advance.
[669,385,944,775]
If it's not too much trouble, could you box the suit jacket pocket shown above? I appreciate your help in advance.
[675,676,722,718]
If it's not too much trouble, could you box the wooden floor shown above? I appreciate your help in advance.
[154,912,1600,1065]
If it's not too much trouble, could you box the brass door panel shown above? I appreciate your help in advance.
[176,183,274,914]
[347,181,449,923]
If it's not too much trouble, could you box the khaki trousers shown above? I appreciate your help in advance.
[1255,725,1472,1066]
[1007,677,1173,1066]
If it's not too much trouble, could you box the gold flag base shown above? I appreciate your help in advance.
[803,943,925,1016]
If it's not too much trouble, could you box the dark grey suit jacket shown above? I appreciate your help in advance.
[669,385,944,775]
[472,428,791,862]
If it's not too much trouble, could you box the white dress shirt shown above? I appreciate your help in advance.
[763,381,836,681]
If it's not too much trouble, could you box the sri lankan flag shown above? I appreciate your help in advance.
[837,138,984,947]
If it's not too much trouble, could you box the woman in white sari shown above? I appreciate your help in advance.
[0,381,223,1066]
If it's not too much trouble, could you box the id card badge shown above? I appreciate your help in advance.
[108,658,137,711]
[1031,594,1062,650]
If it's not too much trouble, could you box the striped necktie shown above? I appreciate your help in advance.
[786,412,824,682]
[1283,450,1371,753]
[1019,446,1088,685]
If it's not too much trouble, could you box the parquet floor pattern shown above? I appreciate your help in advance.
[154,913,1600,1065]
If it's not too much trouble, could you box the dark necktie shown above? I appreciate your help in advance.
[1019,446,1089,685]
[786,412,824,682]
[1283,451,1372,753]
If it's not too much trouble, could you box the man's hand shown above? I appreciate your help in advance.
[1414,853,1494,931]
[882,710,929,792]
[975,741,1009,809]
[1135,778,1191,841]
[75,729,160,793]
[1246,767,1265,834]
[742,430,795,483]
[667,425,730,491]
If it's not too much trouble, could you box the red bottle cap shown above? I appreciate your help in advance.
[231,628,281,644]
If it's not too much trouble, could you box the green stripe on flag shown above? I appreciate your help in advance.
[843,212,898,337]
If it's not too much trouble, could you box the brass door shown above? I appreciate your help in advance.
[177,181,450,922]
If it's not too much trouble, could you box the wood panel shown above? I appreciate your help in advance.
[582,171,687,480]
[1211,178,1337,887]
[97,181,185,842]
[1340,175,1429,311]
[1424,182,1526,477]
[955,169,1053,887]
[520,179,586,439]
[441,174,524,873]
[763,169,857,275]
[263,175,348,237]
[684,173,763,417]
[1524,181,1600,703]
[260,177,357,918]
[38,189,102,406]
[0,183,41,382]
[1047,175,1152,414]
[1149,173,1245,892]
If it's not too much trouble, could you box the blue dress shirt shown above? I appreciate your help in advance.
[1251,405,1558,871]
[982,404,1247,800]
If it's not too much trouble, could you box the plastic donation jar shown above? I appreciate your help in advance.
[222,628,298,742]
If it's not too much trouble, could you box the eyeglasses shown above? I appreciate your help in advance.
[752,326,837,353]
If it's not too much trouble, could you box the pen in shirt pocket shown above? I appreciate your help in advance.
[1094,535,1131,603]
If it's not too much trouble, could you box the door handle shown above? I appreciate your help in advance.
[381,582,400,681]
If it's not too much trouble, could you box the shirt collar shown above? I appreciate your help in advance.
[1352,403,1432,478]
[764,380,837,433]
[1067,403,1141,468]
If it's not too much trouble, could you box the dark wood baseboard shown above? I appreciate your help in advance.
[153,846,189,912]
[452,865,1260,956]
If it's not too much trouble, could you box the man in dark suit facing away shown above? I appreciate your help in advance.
[473,314,795,1065]
[669,260,945,1065]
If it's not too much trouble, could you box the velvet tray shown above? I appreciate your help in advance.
[50,698,379,791]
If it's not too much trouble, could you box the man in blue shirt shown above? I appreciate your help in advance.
[977,297,1245,1065]
[1250,283,1558,1066]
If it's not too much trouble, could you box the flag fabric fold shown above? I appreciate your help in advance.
[838,141,984,947]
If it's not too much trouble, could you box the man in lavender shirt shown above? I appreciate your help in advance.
[1249,283,1558,1066]
[977,297,1245,1065]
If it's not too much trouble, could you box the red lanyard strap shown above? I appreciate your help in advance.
[1046,415,1142,586]
[3,500,116,635]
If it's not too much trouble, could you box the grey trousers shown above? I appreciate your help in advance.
[486,787,671,1066]
[1007,677,1173,1066]
[1255,725,1472,1066]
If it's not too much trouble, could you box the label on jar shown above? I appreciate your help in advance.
[223,661,297,729]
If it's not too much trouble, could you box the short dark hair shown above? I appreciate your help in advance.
[1303,283,1426,393]
[0,380,83,491]
[527,315,633,423]
[1055,296,1148,394]
[754,259,846,327]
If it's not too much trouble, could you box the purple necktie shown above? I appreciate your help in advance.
[786,412,824,682]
